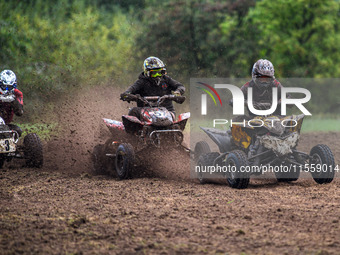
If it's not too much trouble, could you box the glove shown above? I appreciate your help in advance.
[0,94,15,103]
[120,93,135,102]
[120,93,128,100]
[173,91,181,97]
[173,95,185,104]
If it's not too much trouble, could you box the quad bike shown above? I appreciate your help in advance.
[93,94,190,179]
[0,93,43,169]
[0,116,43,168]
[195,112,336,189]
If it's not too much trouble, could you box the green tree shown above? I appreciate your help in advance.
[247,0,340,77]
[139,0,255,77]
[0,1,141,119]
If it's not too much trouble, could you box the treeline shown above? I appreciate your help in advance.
[0,0,141,118]
[0,0,339,118]
[142,0,339,78]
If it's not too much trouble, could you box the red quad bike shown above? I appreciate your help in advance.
[92,94,190,179]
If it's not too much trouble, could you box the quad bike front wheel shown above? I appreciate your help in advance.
[194,141,211,162]
[225,150,250,189]
[115,143,135,180]
[24,133,43,168]
[309,144,335,184]
[196,152,219,184]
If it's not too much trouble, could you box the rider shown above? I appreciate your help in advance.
[0,70,24,136]
[235,59,285,118]
[120,56,185,120]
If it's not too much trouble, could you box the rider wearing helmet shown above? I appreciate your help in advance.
[120,56,185,119]
[0,70,24,136]
[240,59,284,116]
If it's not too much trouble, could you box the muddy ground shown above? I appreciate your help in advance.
[1,87,340,254]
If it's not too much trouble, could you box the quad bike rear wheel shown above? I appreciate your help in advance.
[194,141,211,162]
[196,152,220,184]
[115,143,135,180]
[225,150,250,189]
[309,144,335,184]
[24,133,43,168]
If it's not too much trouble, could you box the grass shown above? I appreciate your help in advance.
[19,123,61,141]
[189,116,340,133]
[301,117,340,133]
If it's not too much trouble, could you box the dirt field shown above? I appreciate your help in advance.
[1,88,340,254]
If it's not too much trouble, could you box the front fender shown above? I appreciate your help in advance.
[200,127,232,153]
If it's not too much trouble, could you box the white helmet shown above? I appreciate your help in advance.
[0,70,17,95]
[251,59,275,89]
[0,117,5,125]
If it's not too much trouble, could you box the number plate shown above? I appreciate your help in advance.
[0,138,16,153]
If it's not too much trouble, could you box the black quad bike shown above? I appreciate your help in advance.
[93,94,190,179]
[195,114,336,189]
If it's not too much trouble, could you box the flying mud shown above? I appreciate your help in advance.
[42,85,191,180]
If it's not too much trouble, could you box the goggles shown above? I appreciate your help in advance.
[149,68,166,78]
[256,75,273,84]
[0,81,16,91]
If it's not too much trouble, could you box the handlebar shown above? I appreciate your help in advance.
[143,96,160,101]
[121,94,185,106]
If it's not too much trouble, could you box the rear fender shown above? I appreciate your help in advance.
[174,112,190,131]
[176,112,190,122]
[282,114,305,133]
[103,118,125,131]
[200,127,232,153]
[122,115,144,125]
[122,115,144,134]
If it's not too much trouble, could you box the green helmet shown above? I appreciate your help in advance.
[143,56,166,78]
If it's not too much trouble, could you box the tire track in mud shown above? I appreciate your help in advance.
[1,168,340,255]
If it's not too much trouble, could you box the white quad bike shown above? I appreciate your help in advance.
[0,94,43,168]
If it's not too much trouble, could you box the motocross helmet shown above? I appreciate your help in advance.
[143,56,166,79]
[0,70,17,94]
[251,59,275,89]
